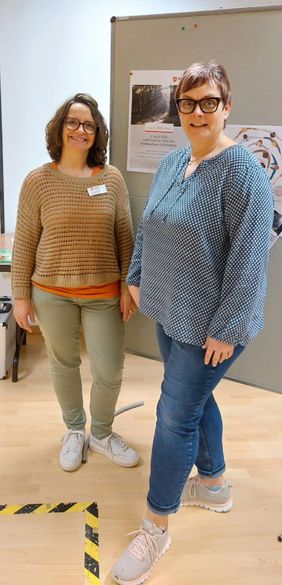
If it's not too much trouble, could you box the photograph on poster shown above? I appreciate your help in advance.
[130,84,180,127]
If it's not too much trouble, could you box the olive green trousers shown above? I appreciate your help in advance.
[32,286,124,438]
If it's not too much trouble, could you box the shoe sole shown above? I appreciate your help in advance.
[180,497,233,513]
[111,535,172,585]
[89,444,139,468]
[59,461,82,472]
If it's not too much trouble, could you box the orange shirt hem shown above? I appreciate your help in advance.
[32,280,120,299]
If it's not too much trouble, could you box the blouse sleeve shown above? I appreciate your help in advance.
[207,162,274,345]
[126,159,166,286]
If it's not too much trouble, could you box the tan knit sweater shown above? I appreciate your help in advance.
[12,163,134,299]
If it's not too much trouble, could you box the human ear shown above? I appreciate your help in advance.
[224,101,232,118]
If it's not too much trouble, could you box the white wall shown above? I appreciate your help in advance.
[1,0,281,231]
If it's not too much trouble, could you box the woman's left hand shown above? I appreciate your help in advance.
[120,285,138,322]
[202,336,234,367]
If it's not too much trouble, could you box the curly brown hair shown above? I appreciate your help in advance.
[45,93,109,167]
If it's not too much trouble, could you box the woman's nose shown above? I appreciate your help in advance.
[76,122,86,133]
[192,103,204,115]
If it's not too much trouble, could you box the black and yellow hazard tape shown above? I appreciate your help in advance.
[0,501,99,583]
[84,503,99,584]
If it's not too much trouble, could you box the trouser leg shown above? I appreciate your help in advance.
[156,323,226,478]
[148,324,244,515]
[195,394,225,477]
[31,287,86,430]
[82,297,124,439]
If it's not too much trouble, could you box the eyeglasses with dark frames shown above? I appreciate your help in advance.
[176,97,222,114]
[64,117,98,135]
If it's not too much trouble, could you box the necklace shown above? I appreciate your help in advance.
[188,144,223,166]
[188,157,203,166]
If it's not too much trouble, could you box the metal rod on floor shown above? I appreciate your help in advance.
[114,401,144,417]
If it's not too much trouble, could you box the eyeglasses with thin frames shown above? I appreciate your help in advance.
[176,97,222,114]
[64,117,98,135]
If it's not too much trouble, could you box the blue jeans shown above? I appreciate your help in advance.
[147,324,244,515]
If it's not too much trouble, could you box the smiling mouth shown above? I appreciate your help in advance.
[190,123,208,127]
[70,136,87,142]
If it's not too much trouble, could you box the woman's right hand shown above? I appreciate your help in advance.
[13,299,35,333]
[128,285,140,309]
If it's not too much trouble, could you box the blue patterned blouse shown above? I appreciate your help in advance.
[127,145,274,347]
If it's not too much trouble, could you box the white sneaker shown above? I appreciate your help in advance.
[59,429,85,472]
[89,432,139,467]
[112,518,171,585]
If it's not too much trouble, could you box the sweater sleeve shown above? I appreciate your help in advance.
[11,173,43,299]
[207,162,274,345]
[113,169,134,282]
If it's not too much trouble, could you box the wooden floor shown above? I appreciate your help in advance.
[0,331,282,584]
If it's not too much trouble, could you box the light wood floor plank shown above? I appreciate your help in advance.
[0,331,282,584]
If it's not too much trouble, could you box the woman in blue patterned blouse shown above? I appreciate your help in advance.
[112,62,274,585]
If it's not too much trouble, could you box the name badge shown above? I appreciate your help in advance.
[87,185,108,197]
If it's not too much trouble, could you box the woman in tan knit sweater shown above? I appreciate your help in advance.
[12,93,139,471]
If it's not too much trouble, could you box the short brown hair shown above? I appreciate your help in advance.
[45,93,109,167]
[175,61,232,105]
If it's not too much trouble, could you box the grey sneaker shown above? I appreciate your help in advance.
[89,432,139,467]
[59,429,85,472]
[180,475,233,512]
[111,518,171,585]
